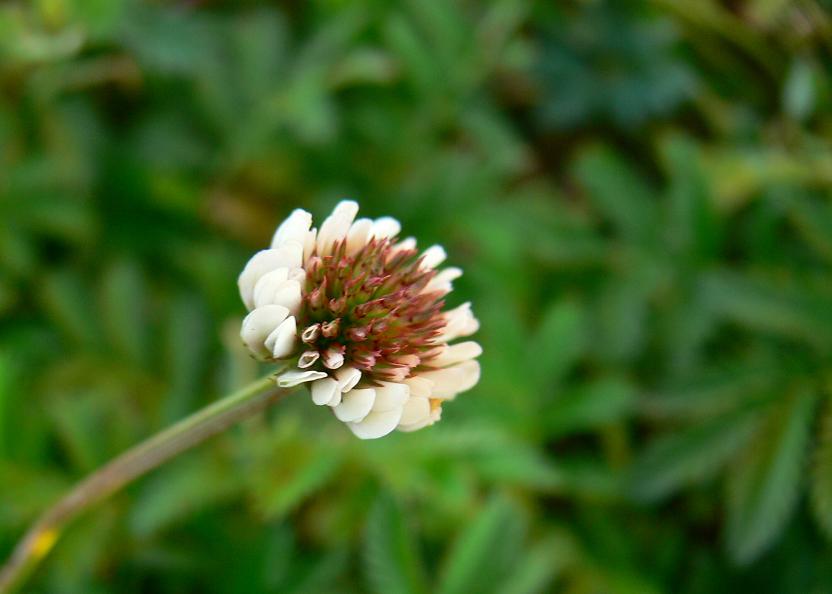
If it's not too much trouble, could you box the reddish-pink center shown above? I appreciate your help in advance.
[299,239,446,383]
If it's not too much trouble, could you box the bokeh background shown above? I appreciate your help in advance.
[2,0,832,592]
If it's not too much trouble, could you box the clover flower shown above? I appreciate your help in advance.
[239,201,481,439]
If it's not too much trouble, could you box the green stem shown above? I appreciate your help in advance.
[0,371,290,594]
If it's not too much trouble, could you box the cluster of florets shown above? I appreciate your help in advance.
[239,201,480,439]
[299,238,447,383]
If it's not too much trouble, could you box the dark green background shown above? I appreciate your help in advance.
[2,0,832,592]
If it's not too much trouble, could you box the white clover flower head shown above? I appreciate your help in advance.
[238,200,481,439]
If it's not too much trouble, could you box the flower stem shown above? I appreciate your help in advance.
[0,371,290,594]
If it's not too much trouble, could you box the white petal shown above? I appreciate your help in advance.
[398,419,432,432]
[276,369,327,388]
[326,389,342,407]
[268,280,302,314]
[240,305,290,358]
[252,268,289,307]
[420,245,446,269]
[429,341,482,368]
[335,366,361,393]
[423,267,462,295]
[404,376,434,398]
[437,267,463,283]
[333,388,375,422]
[265,316,298,359]
[437,302,480,342]
[271,209,312,249]
[399,403,440,432]
[398,396,430,426]
[288,268,307,283]
[238,243,304,310]
[346,218,373,255]
[370,216,401,240]
[317,200,359,254]
[254,278,302,313]
[418,360,480,399]
[392,237,416,253]
[372,382,410,412]
[303,228,317,261]
[348,407,403,439]
[311,377,338,406]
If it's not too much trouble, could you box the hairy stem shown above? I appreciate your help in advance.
[0,371,290,593]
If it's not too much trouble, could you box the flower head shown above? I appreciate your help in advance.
[239,201,481,439]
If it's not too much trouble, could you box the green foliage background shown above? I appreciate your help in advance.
[2,0,832,592]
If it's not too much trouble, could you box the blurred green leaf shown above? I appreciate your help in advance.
[629,408,760,502]
[129,454,241,538]
[811,397,832,540]
[250,438,343,519]
[162,294,209,423]
[725,386,817,564]
[438,497,525,594]
[100,260,149,366]
[496,534,572,594]
[547,377,636,437]
[363,493,428,594]
[39,271,102,348]
[660,135,720,262]
[783,58,816,121]
[529,299,586,389]
[573,146,657,244]
[702,270,832,350]
[535,3,694,130]
[0,351,9,457]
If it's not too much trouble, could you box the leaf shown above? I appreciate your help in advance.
[363,492,428,594]
[469,439,566,491]
[592,276,653,363]
[403,424,566,491]
[39,271,101,347]
[701,270,832,350]
[573,146,657,244]
[725,386,817,564]
[785,193,832,264]
[0,351,9,457]
[546,377,636,437]
[384,14,438,96]
[262,524,296,589]
[162,293,209,423]
[100,259,149,366]
[496,534,573,594]
[640,358,782,421]
[783,58,816,121]
[251,447,342,519]
[629,408,760,502]
[284,548,349,594]
[528,299,586,389]
[122,4,216,75]
[129,455,241,537]
[660,135,720,262]
[438,497,525,594]
[811,397,832,540]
